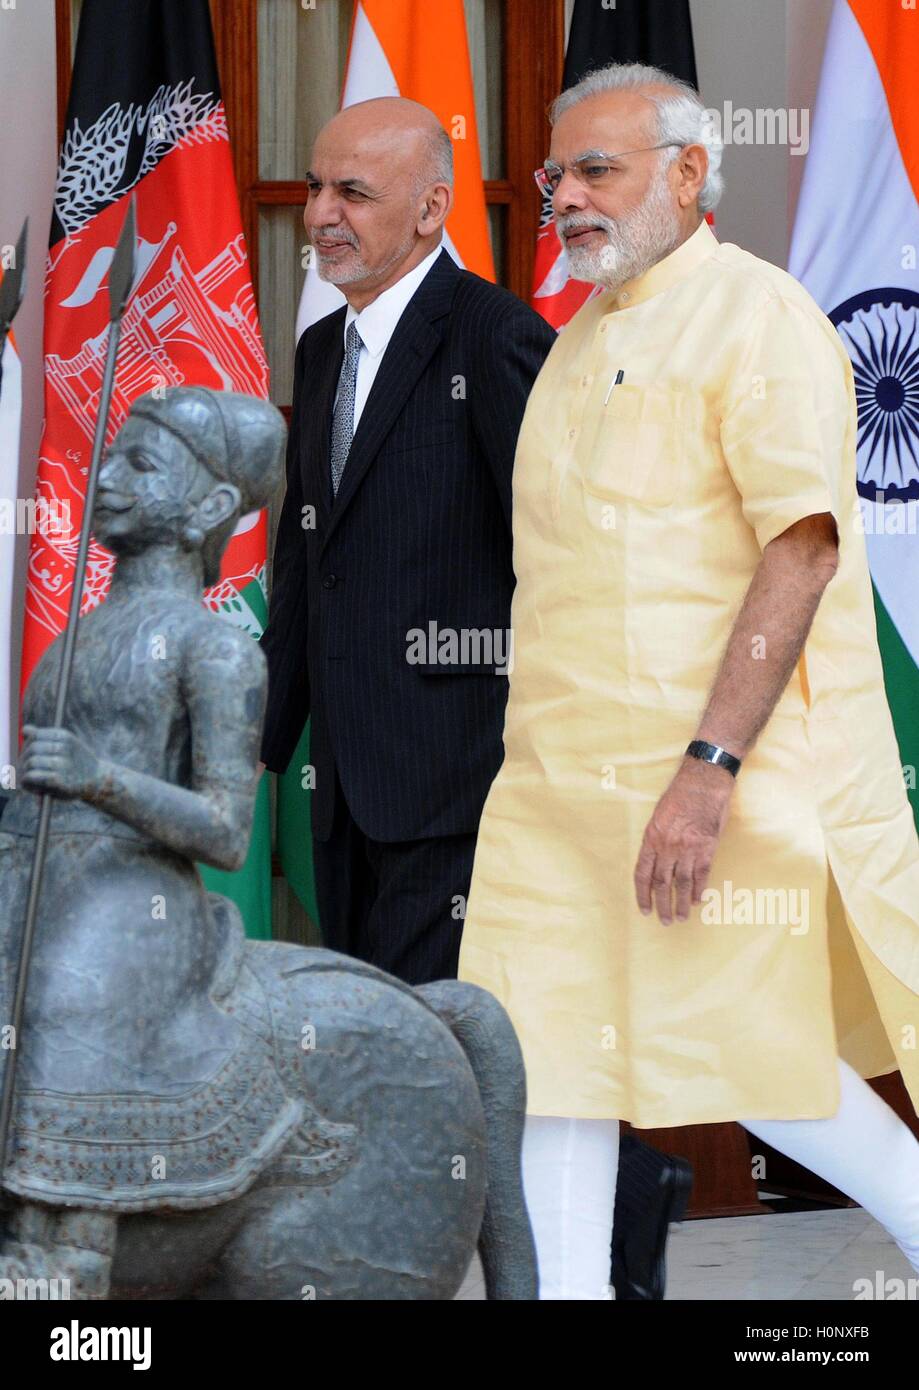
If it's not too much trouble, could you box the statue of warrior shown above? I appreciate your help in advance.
[0,388,534,1300]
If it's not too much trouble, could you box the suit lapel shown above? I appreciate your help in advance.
[321,250,461,551]
[301,308,345,530]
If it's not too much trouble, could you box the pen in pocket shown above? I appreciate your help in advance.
[604,368,625,405]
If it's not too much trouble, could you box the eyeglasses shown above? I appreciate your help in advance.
[533,144,684,197]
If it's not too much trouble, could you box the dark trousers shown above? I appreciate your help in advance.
[311,776,478,986]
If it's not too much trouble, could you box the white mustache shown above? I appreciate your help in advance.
[556,215,615,238]
[312,228,359,249]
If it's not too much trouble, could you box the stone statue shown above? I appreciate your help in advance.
[0,387,536,1300]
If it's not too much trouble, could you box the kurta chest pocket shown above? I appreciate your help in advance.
[582,382,685,507]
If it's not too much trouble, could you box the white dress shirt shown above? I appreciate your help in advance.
[336,243,444,434]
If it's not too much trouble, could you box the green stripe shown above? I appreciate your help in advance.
[276,717,320,928]
[873,582,919,831]
[197,576,272,940]
[198,774,272,940]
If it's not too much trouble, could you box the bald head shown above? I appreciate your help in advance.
[305,98,454,309]
[322,98,454,193]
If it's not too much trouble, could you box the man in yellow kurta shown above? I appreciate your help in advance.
[458,62,919,1300]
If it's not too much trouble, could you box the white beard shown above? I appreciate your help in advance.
[313,238,368,286]
[313,228,418,287]
[559,168,683,292]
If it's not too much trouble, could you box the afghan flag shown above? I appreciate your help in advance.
[20,0,274,936]
[789,0,919,828]
[284,0,493,926]
[531,0,699,328]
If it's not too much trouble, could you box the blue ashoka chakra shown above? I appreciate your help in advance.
[829,287,919,503]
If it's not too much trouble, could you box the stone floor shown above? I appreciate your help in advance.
[455,1207,919,1300]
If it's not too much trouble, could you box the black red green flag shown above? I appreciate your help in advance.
[22,0,274,938]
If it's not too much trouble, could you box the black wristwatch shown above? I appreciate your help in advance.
[685,740,742,777]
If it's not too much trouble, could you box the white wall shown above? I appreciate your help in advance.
[691,0,833,265]
[0,0,58,757]
[786,0,835,233]
[691,0,788,265]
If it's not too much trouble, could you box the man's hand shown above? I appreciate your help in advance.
[634,758,735,924]
[256,760,266,779]
[20,725,105,801]
[633,512,837,925]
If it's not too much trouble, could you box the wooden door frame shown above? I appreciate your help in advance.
[207,0,567,309]
[56,0,566,309]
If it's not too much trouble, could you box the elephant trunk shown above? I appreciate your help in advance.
[416,980,538,1301]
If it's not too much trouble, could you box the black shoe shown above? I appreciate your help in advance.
[611,1146,693,1301]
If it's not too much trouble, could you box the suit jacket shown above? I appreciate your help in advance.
[259,248,557,842]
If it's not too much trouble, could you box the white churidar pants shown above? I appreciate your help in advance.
[522,1059,919,1300]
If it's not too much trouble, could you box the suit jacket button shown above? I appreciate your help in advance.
[322,574,338,589]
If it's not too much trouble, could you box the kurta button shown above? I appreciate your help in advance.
[322,574,338,589]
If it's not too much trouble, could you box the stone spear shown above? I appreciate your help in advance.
[0,197,137,1183]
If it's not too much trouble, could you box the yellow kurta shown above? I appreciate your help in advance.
[458,219,919,1127]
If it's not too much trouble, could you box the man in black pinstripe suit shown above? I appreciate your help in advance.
[259,97,555,985]
[259,97,689,1298]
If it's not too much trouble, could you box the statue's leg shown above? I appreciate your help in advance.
[1,1201,116,1299]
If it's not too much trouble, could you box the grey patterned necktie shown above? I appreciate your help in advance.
[329,320,363,497]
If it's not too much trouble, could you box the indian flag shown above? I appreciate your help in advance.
[789,0,919,827]
[0,326,22,776]
[283,0,494,923]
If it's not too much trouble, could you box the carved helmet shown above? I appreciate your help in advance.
[128,386,286,584]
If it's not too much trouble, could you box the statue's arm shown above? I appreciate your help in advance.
[21,628,265,871]
[100,627,264,869]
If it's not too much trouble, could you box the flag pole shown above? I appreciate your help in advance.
[0,198,136,1186]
